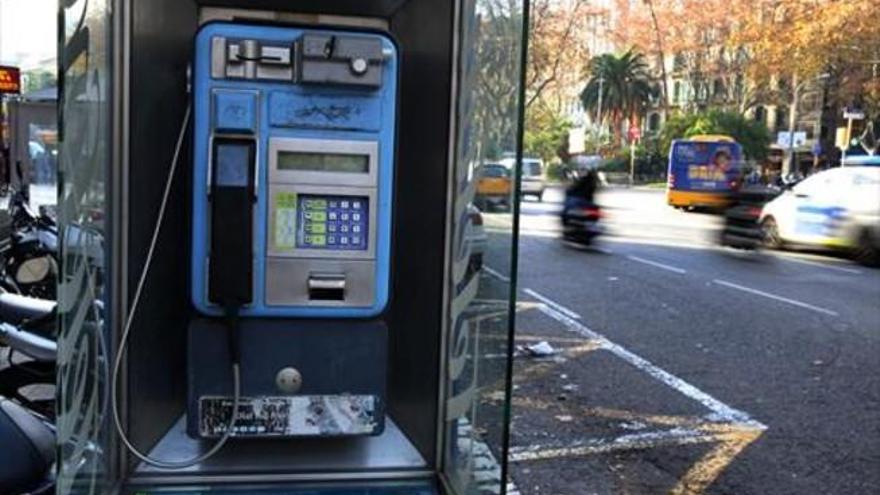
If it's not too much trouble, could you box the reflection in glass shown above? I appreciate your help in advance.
[56,1,112,494]
[443,0,526,493]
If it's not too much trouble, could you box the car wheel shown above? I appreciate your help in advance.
[761,217,784,249]
[853,229,880,267]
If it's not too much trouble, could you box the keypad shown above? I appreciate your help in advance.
[296,194,368,250]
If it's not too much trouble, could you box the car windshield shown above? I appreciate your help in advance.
[481,165,509,178]
[523,161,542,177]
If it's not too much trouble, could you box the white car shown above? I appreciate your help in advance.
[760,166,880,264]
[500,157,546,201]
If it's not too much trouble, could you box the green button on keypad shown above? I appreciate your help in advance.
[311,211,327,222]
[308,223,327,234]
[310,235,326,246]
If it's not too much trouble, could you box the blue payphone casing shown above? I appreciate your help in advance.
[191,22,397,318]
[187,22,397,439]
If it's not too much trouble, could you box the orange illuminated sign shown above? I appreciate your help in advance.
[0,65,22,94]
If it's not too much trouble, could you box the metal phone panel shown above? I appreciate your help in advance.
[265,258,376,307]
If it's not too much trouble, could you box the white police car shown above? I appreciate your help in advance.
[760,166,880,265]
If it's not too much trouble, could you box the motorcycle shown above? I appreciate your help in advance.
[719,183,779,250]
[0,293,58,495]
[0,395,55,495]
[0,292,57,419]
[0,186,58,299]
[561,198,603,246]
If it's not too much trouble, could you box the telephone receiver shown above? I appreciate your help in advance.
[208,138,256,307]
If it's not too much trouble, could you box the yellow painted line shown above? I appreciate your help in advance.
[509,428,722,462]
[512,341,603,384]
[510,402,759,435]
[671,429,764,495]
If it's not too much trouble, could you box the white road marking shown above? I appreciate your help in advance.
[524,288,581,320]
[483,265,510,283]
[487,227,558,238]
[774,253,862,275]
[526,290,765,428]
[713,279,839,317]
[626,255,688,274]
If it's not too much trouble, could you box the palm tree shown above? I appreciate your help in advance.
[580,50,657,145]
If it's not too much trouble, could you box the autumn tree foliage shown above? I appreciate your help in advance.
[735,0,880,118]
[526,0,595,110]
[525,0,598,161]
[612,0,759,112]
[611,0,880,119]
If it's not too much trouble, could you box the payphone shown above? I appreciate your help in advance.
[191,22,396,316]
[186,22,397,440]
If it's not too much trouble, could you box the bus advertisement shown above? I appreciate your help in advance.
[667,135,744,209]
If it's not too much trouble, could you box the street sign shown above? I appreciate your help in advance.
[776,131,807,148]
[0,65,21,95]
[843,108,865,120]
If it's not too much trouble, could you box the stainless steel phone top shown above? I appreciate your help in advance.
[268,138,379,188]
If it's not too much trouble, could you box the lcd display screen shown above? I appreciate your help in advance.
[278,151,369,173]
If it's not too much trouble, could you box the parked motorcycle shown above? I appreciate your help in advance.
[0,292,58,495]
[0,395,55,495]
[0,159,58,492]
[0,292,57,418]
[0,186,58,299]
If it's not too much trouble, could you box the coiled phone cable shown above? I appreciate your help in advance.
[110,104,242,469]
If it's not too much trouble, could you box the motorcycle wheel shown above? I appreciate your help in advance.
[761,217,783,249]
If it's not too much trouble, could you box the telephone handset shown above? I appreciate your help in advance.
[208,138,256,306]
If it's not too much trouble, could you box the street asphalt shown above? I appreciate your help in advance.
[480,185,880,494]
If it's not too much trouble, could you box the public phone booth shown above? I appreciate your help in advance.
[56,1,527,494]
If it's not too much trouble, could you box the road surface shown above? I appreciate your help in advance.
[480,185,880,494]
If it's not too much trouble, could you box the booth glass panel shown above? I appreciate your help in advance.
[442,0,526,493]
[56,1,113,493]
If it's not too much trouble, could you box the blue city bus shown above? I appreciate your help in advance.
[667,135,744,208]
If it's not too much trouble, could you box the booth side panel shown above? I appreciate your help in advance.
[125,0,199,459]
[385,0,456,466]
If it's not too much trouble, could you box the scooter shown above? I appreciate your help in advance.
[0,292,57,419]
[0,395,55,495]
[0,294,58,495]
[561,197,603,246]
[1,185,58,299]
[719,185,778,250]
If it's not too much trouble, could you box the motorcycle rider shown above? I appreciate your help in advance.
[564,167,599,208]
[560,167,602,244]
